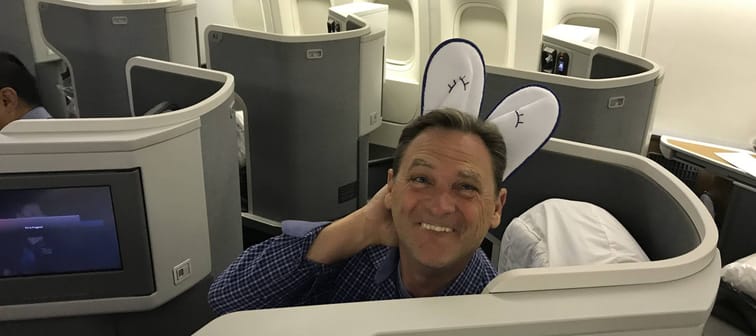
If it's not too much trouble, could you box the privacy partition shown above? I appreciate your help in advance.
[37,0,197,118]
[205,10,384,224]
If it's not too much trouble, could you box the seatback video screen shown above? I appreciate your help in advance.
[0,186,122,278]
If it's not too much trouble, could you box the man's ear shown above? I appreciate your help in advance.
[0,87,19,109]
[384,169,395,208]
[490,187,507,229]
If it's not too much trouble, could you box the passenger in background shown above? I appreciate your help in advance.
[209,108,508,314]
[0,51,52,130]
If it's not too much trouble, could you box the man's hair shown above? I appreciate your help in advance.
[392,108,507,191]
[0,51,41,107]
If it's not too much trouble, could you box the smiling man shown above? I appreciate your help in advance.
[208,108,507,314]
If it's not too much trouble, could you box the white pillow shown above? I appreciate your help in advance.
[498,198,649,272]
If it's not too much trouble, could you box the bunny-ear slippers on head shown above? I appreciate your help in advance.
[420,38,560,181]
[421,39,485,117]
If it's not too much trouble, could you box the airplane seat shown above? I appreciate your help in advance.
[490,146,701,264]
[0,56,239,335]
[193,138,721,336]
[205,9,384,222]
[482,42,662,154]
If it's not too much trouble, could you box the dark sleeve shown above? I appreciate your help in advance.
[207,222,344,314]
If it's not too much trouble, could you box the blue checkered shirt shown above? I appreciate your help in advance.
[208,220,497,315]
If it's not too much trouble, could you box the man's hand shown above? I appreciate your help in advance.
[306,184,397,264]
[361,184,397,247]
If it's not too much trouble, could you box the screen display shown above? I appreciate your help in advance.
[0,186,122,278]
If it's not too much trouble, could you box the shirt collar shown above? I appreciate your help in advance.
[373,247,493,296]
[373,246,398,283]
[371,247,413,298]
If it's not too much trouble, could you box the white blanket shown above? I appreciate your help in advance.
[722,253,756,300]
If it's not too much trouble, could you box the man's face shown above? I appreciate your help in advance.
[386,127,507,271]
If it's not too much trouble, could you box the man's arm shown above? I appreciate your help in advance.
[207,228,336,314]
[208,186,396,314]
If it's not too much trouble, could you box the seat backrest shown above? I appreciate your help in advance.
[493,149,700,261]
